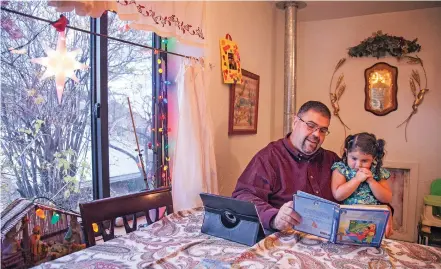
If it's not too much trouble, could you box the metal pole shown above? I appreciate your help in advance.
[276,1,306,135]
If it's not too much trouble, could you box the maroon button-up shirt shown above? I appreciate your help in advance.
[232,134,340,230]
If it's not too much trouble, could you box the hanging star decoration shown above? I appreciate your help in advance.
[31,15,88,104]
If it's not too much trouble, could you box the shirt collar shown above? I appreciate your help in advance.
[283,132,322,162]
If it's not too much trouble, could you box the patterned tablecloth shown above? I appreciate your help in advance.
[34,207,441,269]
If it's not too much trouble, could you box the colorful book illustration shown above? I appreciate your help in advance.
[293,191,390,247]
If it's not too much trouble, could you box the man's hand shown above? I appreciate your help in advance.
[271,201,302,231]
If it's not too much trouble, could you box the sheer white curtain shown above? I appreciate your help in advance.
[172,60,218,211]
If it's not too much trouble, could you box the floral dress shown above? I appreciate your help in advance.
[331,161,390,205]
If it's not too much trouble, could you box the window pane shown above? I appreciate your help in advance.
[107,12,154,197]
[0,1,92,211]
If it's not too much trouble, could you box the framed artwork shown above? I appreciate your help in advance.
[228,69,259,135]
[364,62,398,116]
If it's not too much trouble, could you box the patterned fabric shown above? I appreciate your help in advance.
[332,161,391,205]
[33,208,441,269]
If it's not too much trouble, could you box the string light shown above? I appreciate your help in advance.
[51,213,60,224]
[154,38,170,187]
[92,223,99,233]
[36,208,45,219]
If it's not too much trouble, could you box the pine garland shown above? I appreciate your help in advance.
[348,31,421,58]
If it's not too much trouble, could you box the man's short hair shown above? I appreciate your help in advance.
[297,101,331,119]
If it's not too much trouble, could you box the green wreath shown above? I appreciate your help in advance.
[348,30,421,59]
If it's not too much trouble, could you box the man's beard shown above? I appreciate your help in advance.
[302,135,320,154]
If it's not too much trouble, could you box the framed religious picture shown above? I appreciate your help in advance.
[364,62,398,116]
[228,69,259,135]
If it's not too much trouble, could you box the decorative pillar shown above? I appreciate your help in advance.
[276,1,306,135]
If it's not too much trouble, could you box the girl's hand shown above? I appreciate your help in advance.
[359,168,374,182]
[355,170,368,183]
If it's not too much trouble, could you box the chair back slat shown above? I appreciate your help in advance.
[80,187,173,246]
[97,220,115,242]
[122,214,137,234]
[145,211,154,225]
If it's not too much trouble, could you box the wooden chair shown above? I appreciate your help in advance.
[79,187,173,246]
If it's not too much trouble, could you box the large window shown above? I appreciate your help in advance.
[0,2,165,210]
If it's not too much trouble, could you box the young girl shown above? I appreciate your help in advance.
[331,132,392,205]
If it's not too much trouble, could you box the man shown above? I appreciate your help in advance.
[232,101,393,236]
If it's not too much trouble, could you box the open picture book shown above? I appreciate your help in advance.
[293,191,390,247]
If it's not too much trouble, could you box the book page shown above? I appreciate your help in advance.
[340,204,389,210]
[293,195,338,240]
[335,208,389,247]
[296,191,339,206]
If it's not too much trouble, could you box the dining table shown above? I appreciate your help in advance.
[34,207,441,268]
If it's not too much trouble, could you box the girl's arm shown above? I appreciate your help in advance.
[366,178,392,203]
[331,169,365,201]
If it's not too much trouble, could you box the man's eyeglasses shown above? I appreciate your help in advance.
[297,117,330,136]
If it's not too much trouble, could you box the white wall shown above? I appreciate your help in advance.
[204,2,280,196]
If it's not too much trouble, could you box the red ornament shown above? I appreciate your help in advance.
[52,15,69,32]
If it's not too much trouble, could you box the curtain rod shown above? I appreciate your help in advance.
[1,7,203,62]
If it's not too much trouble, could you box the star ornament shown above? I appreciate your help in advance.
[31,31,88,104]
